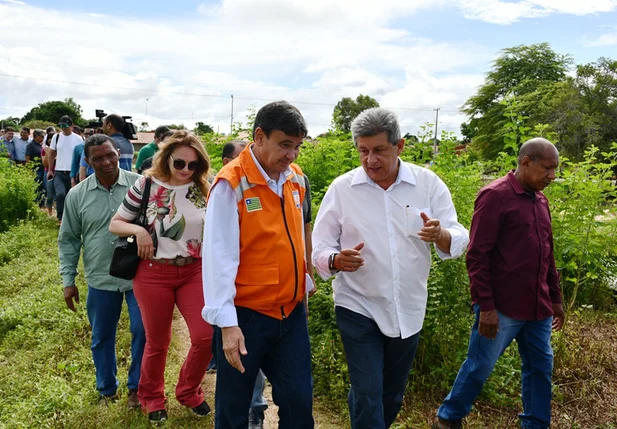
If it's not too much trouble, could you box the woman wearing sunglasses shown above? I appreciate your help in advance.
[109,130,213,424]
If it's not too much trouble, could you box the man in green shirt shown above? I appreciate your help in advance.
[135,126,169,173]
[58,134,145,409]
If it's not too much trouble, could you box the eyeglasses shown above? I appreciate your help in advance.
[170,156,198,171]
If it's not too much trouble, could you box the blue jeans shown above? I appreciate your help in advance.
[437,304,554,429]
[335,306,420,429]
[44,174,55,209]
[53,171,71,220]
[209,325,268,412]
[214,303,313,429]
[86,286,146,396]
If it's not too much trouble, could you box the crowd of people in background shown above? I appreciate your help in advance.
[2,102,565,429]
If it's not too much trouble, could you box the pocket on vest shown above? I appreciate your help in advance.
[236,265,280,309]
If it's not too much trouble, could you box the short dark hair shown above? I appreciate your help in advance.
[252,101,307,140]
[160,130,174,141]
[154,125,170,139]
[21,127,30,134]
[4,127,14,133]
[104,114,125,132]
[222,140,247,160]
[84,134,117,159]
[73,126,82,134]
[33,129,45,138]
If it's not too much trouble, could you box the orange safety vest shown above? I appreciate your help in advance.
[212,145,307,319]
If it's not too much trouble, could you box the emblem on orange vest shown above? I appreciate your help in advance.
[292,190,301,208]
[245,197,262,212]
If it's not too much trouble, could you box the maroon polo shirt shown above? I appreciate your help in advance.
[467,171,562,320]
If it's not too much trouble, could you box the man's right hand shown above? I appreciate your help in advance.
[64,285,80,312]
[333,242,365,272]
[479,310,499,339]
[47,172,54,180]
[221,326,247,373]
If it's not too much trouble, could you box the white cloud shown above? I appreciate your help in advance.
[0,0,489,138]
[584,29,617,46]
[456,0,617,24]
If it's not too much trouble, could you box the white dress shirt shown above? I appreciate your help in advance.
[202,147,312,327]
[312,160,469,339]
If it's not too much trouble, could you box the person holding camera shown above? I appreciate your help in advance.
[109,130,214,424]
[103,113,134,171]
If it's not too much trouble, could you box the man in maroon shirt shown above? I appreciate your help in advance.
[433,138,565,429]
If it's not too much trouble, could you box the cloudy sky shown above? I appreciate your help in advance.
[1,0,616,137]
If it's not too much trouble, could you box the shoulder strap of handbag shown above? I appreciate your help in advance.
[136,177,152,226]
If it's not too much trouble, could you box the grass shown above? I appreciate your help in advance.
[1,218,616,428]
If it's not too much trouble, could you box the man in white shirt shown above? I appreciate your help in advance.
[46,116,85,222]
[312,108,469,429]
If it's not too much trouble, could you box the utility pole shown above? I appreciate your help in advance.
[230,94,234,135]
[433,107,440,158]
[145,98,149,117]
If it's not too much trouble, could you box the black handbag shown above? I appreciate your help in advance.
[109,177,157,280]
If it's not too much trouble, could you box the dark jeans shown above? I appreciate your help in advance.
[53,171,71,220]
[214,303,313,429]
[35,169,46,207]
[335,306,420,429]
[86,286,146,396]
[437,304,553,429]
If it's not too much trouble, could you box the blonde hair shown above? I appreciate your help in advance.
[145,130,212,197]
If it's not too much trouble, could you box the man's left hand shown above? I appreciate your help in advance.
[417,212,442,242]
[552,303,565,331]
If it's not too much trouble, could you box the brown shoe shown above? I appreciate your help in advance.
[431,416,462,429]
[98,393,119,407]
[127,389,140,409]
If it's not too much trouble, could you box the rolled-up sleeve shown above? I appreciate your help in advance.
[311,183,342,281]
[202,180,240,328]
[430,176,470,260]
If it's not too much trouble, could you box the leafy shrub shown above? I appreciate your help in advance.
[0,159,40,232]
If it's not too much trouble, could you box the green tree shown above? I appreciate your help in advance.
[464,43,572,159]
[20,98,85,127]
[0,117,21,128]
[545,57,617,160]
[194,122,214,135]
[22,120,57,130]
[331,94,380,133]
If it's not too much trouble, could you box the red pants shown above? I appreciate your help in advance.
[133,259,213,413]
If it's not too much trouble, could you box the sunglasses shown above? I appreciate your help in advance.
[58,124,70,129]
[171,156,199,171]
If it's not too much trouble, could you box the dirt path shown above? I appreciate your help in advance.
[171,310,346,429]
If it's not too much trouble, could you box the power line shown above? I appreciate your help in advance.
[0,72,461,114]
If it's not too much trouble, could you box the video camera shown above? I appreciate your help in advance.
[88,109,138,140]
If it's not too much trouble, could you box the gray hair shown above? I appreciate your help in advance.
[33,129,45,138]
[351,108,401,147]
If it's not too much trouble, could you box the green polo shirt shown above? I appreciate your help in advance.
[135,141,158,171]
[58,168,142,291]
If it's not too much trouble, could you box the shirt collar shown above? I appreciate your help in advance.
[249,144,293,184]
[351,158,416,187]
[87,168,130,191]
[507,170,529,196]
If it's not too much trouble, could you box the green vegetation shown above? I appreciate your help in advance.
[0,159,40,233]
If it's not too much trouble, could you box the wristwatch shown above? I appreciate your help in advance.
[328,253,339,272]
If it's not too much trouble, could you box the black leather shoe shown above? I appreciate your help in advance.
[149,409,168,425]
[248,408,265,429]
[191,401,211,417]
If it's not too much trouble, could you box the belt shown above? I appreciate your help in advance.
[153,256,196,266]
